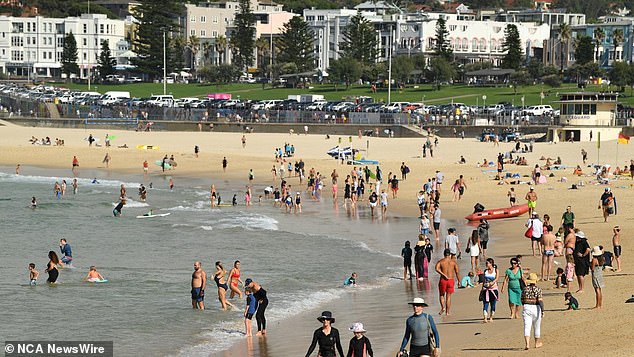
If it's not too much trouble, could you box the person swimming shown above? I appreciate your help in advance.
[30,196,37,208]
[84,266,106,282]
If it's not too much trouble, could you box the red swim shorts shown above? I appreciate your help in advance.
[438,277,455,295]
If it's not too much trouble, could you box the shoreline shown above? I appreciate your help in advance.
[2,122,632,356]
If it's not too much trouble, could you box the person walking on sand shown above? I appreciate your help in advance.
[612,226,622,272]
[478,219,490,258]
[432,204,442,241]
[468,230,482,273]
[72,155,79,174]
[347,322,373,357]
[436,248,461,316]
[402,241,413,280]
[222,157,228,172]
[599,188,615,222]
[541,225,556,281]
[102,152,111,168]
[590,246,605,309]
[191,261,206,310]
[398,298,440,357]
[521,273,544,350]
[305,311,345,357]
[500,257,524,319]
[526,212,543,257]
[245,278,268,336]
[525,187,537,216]
[480,258,500,323]
[241,135,247,148]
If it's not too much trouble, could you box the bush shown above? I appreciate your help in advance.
[542,74,561,88]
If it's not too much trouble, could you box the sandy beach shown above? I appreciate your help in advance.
[2,120,633,356]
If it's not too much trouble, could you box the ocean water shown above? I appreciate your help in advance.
[0,167,419,356]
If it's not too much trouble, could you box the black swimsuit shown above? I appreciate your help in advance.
[47,263,59,283]
[214,274,228,291]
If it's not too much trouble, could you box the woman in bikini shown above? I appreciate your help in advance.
[228,260,244,299]
[213,261,234,310]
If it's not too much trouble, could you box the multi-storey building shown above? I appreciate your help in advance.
[0,13,125,78]
[184,1,295,68]
[305,4,551,71]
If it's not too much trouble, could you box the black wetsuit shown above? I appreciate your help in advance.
[253,287,268,332]
[113,201,124,216]
[347,335,373,357]
[305,327,345,357]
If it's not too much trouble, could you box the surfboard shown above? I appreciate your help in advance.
[216,203,233,207]
[154,160,172,169]
[137,145,160,150]
[84,137,100,142]
[88,278,108,283]
[107,135,117,141]
[136,212,171,218]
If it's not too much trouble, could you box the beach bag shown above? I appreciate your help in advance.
[519,269,526,290]
[465,245,470,254]
[524,226,533,239]
[425,314,440,357]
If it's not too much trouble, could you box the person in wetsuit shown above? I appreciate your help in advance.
[398,298,441,357]
[305,311,345,357]
[245,278,268,336]
[46,251,60,283]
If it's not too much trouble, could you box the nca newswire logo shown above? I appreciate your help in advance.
[5,341,113,357]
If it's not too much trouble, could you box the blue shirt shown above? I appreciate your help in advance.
[400,312,440,350]
[60,244,72,258]
[246,294,257,314]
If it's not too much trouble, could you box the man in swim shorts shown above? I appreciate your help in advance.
[525,187,537,216]
[59,239,73,266]
[435,249,460,315]
[612,226,622,272]
[191,261,206,310]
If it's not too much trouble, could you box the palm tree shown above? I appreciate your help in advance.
[187,35,200,72]
[202,41,213,67]
[594,27,605,66]
[215,35,227,65]
[612,28,624,62]
[559,23,571,71]
[255,37,269,74]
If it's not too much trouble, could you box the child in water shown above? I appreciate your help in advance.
[344,272,358,287]
[28,263,39,285]
[84,266,106,282]
[244,288,257,336]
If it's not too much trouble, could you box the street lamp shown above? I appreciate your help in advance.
[388,25,394,105]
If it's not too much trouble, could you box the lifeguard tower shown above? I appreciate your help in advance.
[548,92,622,142]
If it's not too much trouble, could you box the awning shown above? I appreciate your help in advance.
[33,62,61,68]
[466,68,515,76]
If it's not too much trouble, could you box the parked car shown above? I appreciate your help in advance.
[523,105,553,116]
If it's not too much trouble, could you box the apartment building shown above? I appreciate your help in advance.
[185,1,295,68]
[0,13,125,78]
[305,5,551,70]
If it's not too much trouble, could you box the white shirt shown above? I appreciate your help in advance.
[380,192,388,205]
[527,218,543,238]
[446,234,459,255]
[433,208,442,223]
[436,172,444,183]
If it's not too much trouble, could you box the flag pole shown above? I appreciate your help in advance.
[597,131,601,166]
[616,140,619,168]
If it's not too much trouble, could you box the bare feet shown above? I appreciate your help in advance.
[255,331,262,337]
[535,342,543,348]
[439,309,445,315]
[525,346,530,350]
[576,290,584,294]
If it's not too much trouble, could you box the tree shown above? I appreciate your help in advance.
[328,58,362,90]
[340,11,378,65]
[594,27,605,66]
[609,61,629,88]
[61,32,79,80]
[426,57,456,90]
[187,35,200,72]
[612,28,624,62]
[215,36,227,65]
[526,58,543,79]
[255,37,270,73]
[510,70,530,94]
[559,23,571,71]
[501,24,523,70]
[132,0,183,80]
[392,55,415,84]
[574,35,595,65]
[231,0,256,71]
[277,17,315,72]
[201,41,214,67]
[434,17,453,62]
[96,40,116,81]
[169,35,185,72]
[198,64,242,84]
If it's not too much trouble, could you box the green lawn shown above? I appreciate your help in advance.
[48,81,633,107]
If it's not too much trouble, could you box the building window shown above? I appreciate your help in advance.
[201,16,206,23]
[83,52,87,60]
[191,16,196,22]
[100,24,104,34]
[191,29,195,36]
[201,30,206,37]
[318,16,324,21]
[449,25,456,31]
[12,22,24,33]
[83,38,87,46]
[212,30,218,38]
[213,16,218,23]
[83,24,87,33]
[306,16,314,21]
[472,38,478,51]
[57,37,64,47]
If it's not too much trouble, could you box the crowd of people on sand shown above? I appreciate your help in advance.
[29,135,64,146]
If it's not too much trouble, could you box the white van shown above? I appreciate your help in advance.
[146,95,175,107]
[98,91,131,105]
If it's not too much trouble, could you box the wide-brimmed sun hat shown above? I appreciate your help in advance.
[408,297,429,307]
[525,273,539,285]
[592,246,604,257]
[317,311,335,323]
[349,322,366,333]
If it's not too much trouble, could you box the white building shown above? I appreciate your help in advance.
[0,13,126,78]
[304,6,551,70]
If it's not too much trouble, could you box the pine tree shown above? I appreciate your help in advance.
[231,0,256,71]
[340,11,378,65]
[277,17,315,72]
[131,0,183,80]
[501,24,523,70]
[97,40,117,81]
[434,17,453,62]
[574,35,595,65]
[61,32,79,80]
